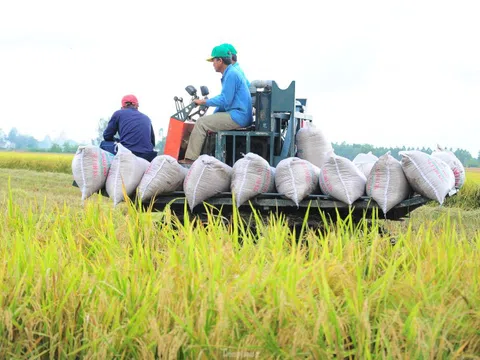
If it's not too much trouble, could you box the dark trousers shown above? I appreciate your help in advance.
[100,140,117,155]
[100,141,157,162]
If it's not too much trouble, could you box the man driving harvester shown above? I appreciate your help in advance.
[178,44,252,164]
[222,43,250,88]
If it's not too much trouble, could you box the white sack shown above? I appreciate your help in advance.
[275,157,321,207]
[295,124,334,168]
[366,152,411,214]
[431,145,466,189]
[106,143,150,205]
[72,145,114,200]
[319,153,367,205]
[353,152,379,179]
[231,153,275,207]
[399,150,456,205]
[183,155,233,210]
[138,155,188,201]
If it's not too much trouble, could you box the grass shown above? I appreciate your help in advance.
[0,167,480,358]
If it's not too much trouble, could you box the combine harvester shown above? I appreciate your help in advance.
[73,80,461,227]
[148,80,433,225]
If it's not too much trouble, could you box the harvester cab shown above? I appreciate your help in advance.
[164,80,312,167]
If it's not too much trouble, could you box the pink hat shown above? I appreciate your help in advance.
[121,94,138,107]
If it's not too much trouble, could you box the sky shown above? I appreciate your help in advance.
[1,0,479,157]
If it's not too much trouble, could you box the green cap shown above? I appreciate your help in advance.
[222,43,237,55]
[206,44,232,62]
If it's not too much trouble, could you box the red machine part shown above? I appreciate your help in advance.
[163,118,195,160]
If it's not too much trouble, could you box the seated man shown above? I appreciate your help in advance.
[222,43,250,88]
[179,44,253,164]
[100,94,157,162]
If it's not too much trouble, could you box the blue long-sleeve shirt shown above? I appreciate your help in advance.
[232,62,250,88]
[103,108,155,154]
[205,65,253,127]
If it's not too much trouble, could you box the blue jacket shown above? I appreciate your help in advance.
[232,62,250,88]
[103,108,155,154]
[205,65,253,127]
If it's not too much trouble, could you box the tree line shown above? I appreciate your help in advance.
[0,120,167,155]
[1,123,479,167]
[332,142,480,167]
[0,128,79,153]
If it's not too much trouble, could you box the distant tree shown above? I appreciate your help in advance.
[7,128,18,143]
[419,146,433,154]
[466,158,479,167]
[0,129,5,147]
[155,127,166,154]
[38,136,53,150]
[454,149,472,166]
[49,143,62,153]
[25,136,39,150]
[8,132,39,150]
[62,141,78,153]
[92,118,110,145]
[329,143,477,167]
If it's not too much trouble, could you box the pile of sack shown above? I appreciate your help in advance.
[72,143,187,206]
[294,125,464,214]
[72,129,465,215]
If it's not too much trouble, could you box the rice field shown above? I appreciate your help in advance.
[0,152,479,358]
[467,167,480,184]
[0,151,73,174]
